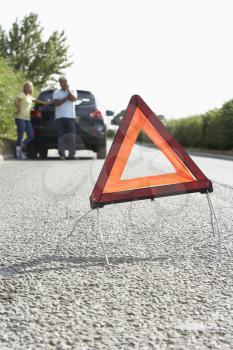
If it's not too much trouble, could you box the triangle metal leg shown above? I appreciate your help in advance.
[97,207,110,266]
[53,207,110,266]
[206,192,216,237]
[54,209,92,254]
[206,191,222,263]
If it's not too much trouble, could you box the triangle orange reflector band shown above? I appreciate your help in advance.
[90,95,212,208]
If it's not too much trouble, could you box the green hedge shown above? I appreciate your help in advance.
[165,100,233,150]
[111,100,233,151]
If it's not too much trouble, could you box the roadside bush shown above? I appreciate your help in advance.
[0,57,25,136]
[109,99,233,151]
[107,129,117,138]
[201,110,222,149]
[166,100,233,151]
[166,118,189,146]
[218,100,233,150]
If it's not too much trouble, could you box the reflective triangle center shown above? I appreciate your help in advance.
[103,107,195,193]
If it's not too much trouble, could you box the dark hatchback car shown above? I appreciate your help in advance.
[28,89,113,159]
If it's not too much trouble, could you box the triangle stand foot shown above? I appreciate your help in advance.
[206,191,223,263]
[97,207,110,266]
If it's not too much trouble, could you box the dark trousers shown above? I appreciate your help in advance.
[55,118,76,156]
[15,118,34,147]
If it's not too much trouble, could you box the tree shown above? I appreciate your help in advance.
[0,26,8,56]
[0,13,72,88]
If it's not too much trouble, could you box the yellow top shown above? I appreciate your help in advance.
[15,92,34,120]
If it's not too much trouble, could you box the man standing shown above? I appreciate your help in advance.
[53,77,77,159]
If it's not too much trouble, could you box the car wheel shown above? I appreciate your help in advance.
[38,148,48,159]
[97,143,107,159]
[27,143,38,159]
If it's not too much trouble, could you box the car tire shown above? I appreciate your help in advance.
[38,148,48,159]
[27,143,38,159]
[97,142,107,159]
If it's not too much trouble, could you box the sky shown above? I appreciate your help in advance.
[1,0,233,118]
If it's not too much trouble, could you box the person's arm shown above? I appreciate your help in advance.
[32,98,52,106]
[52,89,69,106]
[67,89,77,102]
[64,83,77,102]
[53,95,69,106]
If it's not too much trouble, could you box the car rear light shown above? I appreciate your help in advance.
[31,110,42,119]
[89,109,103,120]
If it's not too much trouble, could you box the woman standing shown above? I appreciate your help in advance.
[14,81,48,159]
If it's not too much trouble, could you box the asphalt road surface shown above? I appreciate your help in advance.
[0,142,233,350]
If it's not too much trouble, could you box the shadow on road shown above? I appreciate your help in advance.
[0,254,168,276]
[5,156,95,161]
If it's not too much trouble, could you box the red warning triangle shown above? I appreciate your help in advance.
[90,95,212,208]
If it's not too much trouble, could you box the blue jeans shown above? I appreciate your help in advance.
[55,118,76,156]
[15,118,34,147]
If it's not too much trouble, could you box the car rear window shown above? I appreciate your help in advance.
[38,91,53,102]
[76,91,95,106]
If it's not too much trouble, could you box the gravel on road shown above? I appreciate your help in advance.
[0,154,233,350]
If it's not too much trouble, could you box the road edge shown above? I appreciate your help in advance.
[187,151,233,161]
